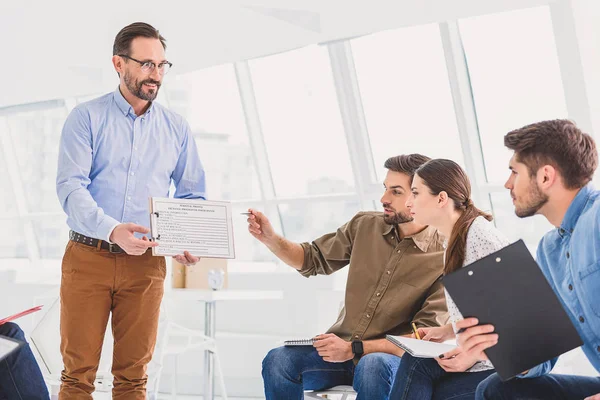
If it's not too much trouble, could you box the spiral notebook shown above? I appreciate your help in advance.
[284,338,317,346]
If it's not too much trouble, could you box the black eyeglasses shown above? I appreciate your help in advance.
[118,54,173,75]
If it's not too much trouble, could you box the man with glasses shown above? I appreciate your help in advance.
[56,22,205,399]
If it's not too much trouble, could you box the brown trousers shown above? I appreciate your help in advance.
[59,241,166,399]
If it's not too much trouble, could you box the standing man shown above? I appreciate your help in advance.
[249,154,449,400]
[453,120,600,399]
[56,22,205,399]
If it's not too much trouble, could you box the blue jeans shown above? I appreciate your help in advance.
[390,353,495,400]
[0,322,50,400]
[475,372,600,400]
[262,346,401,400]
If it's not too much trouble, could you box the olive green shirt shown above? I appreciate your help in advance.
[299,211,448,341]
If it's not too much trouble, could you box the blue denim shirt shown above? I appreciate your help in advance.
[56,88,206,242]
[522,184,600,378]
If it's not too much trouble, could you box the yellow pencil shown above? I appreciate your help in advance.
[411,322,421,340]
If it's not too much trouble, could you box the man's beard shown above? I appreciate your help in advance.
[383,208,414,225]
[124,71,161,101]
[514,182,549,218]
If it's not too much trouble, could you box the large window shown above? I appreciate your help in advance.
[352,24,465,182]
[1,104,68,259]
[166,65,269,261]
[5,104,66,213]
[0,4,589,265]
[0,139,27,258]
[165,64,260,201]
[250,45,355,197]
[460,6,568,184]
[459,6,568,250]
[278,199,361,243]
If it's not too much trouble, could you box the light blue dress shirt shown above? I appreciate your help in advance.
[522,184,600,378]
[56,87,206,242]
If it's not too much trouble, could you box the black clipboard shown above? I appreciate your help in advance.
[0,334,24,362]
[442,239,583,381]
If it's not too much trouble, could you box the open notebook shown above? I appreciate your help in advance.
[386,335,456,358]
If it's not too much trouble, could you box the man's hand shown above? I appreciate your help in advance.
[313,333,353,363]
[436,347,479,372]
[174,251,200,266]
[419,324,455,343]
[455,318,498,361]
[247,209,276,245]
[109,223,158,255]
[584,393,600,400]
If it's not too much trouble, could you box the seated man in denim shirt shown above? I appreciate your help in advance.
[0,322,50,399]
[456,119,600,399]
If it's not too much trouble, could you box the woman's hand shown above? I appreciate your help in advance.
[435,347,479,372]
[417,324,455,343]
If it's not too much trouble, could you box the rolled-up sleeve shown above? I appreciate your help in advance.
[412,279,449,328]
[298,220,355,277]
[56,107,120,242]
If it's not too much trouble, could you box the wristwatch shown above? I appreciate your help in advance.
[351,340,364,360]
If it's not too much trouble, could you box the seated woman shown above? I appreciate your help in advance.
[389,159,509,400]
[0,322,50,399]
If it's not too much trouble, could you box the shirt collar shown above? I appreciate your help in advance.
[408,226,437,252]
[113,86,154,117]
[558,184,594,237]
[381,223,436,252]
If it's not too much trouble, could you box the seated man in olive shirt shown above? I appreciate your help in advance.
[247,154,448,400]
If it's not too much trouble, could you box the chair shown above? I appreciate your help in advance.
[304,385,357,399]
[151,293,227,399]
[155,321,227,399]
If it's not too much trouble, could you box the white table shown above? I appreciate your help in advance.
[168,289,283,400]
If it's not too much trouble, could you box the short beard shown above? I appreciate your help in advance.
[124,70,160,101]
[515,181,549,218]
[383,210,414,225]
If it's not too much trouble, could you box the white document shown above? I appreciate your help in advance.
[149,198,235,259]
[386,335,456,358]
[0,334,23,362]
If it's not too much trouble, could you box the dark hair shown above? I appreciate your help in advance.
[384,154,431,178]
[504,119,598,189]
[415,159,492,275]
[113,22,166,56]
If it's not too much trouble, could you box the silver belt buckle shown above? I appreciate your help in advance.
[108,243,121,254]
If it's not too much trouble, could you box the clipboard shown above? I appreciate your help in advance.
[148,197,235,259]
[442,240,583,381]
[0,335,24,362]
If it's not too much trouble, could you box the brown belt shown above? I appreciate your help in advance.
[69,230,125,254]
